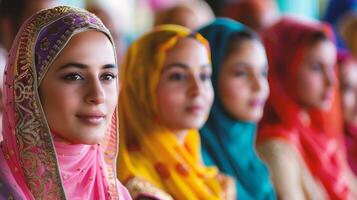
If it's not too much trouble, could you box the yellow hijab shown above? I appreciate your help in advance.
[117,25,224,199]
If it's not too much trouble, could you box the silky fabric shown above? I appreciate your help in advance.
[198,18,276,200]
[0,6,130,199]
[257,16,353,200]
[345,126,357,176]
[117,24,226,199]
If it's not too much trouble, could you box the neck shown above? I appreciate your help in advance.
[298,109,311,126]
[52,132,71,144]
[172,129,189,145]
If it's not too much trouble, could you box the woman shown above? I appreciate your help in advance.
[117,24,235,199]
[338,53,357,176]
[154,0,214,30]
[257,16,357,199]
[0,6,131,199]
[198,18,276,200]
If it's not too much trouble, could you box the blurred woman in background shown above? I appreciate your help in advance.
[198,18,276,200]
[257,16,357,199]
[117,24,235,199]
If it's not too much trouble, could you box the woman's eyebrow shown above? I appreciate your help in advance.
[57,62,88,71]
[162,63,210,72]
[57,63,118,71]
[164,62,189,70]
[102,64,118,69]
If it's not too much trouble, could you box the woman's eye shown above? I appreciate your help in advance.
[233,70,247,77]
[169,73,187,81]
[101,73,117,81]
[309,63,322,72]
[200,72,211,81]
[62,73,83,81]
[342,83,353,93]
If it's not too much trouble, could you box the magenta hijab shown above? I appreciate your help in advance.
[0,6,130,199]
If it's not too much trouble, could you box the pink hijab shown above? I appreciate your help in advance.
[0,6,130,199]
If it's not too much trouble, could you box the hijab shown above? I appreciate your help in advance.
[117,24,228,199]
[0,6,130,199]
[198,18,276,200]
[257,16,352,200]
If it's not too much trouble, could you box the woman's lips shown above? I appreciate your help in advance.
[185,105,204,115]
[322,90,333,102]
[76,113,106,125]
[249,98,265,108]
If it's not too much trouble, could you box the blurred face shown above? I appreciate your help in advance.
[219,39,269,122]
[0,1,59,51]
[170,8,199,30]
[339,59,357,127]
[296,39,336,111]
[40,31,118,144]
[156,37,213,135]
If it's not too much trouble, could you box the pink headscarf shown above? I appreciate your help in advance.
[0,6,130,199]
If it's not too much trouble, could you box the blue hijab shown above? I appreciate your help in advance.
[323,0,357,49]
[198,18,276,200]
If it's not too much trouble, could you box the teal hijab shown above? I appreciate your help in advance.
[198,18,276,200]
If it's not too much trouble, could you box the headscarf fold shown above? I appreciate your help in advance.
[257,16,353,200]
[0,6,129,199]
[117,24,226,199]
[198,18,276,200]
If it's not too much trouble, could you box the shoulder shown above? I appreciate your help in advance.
[257,139,300,168]
[257,122,299,145]
[256,140,328,199]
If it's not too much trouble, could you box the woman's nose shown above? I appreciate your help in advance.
[85,79,105,104]
[188,75,203,97]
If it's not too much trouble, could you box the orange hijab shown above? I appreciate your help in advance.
[117,25,228,199]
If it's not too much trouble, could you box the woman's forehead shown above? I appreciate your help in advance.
[32,7,111,83]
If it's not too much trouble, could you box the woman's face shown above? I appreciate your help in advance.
[39,31,118,144]
[156,37,213,133]
[295,39,337,111]
[219,39,269,122]
[339,59,357,127]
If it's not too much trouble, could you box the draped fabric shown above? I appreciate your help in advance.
[323,0,357,49]
[345,125,357,176]
[198,18,276,200]
[117,24,228,199]
[257,16,353,200]
[0,6,130,199]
